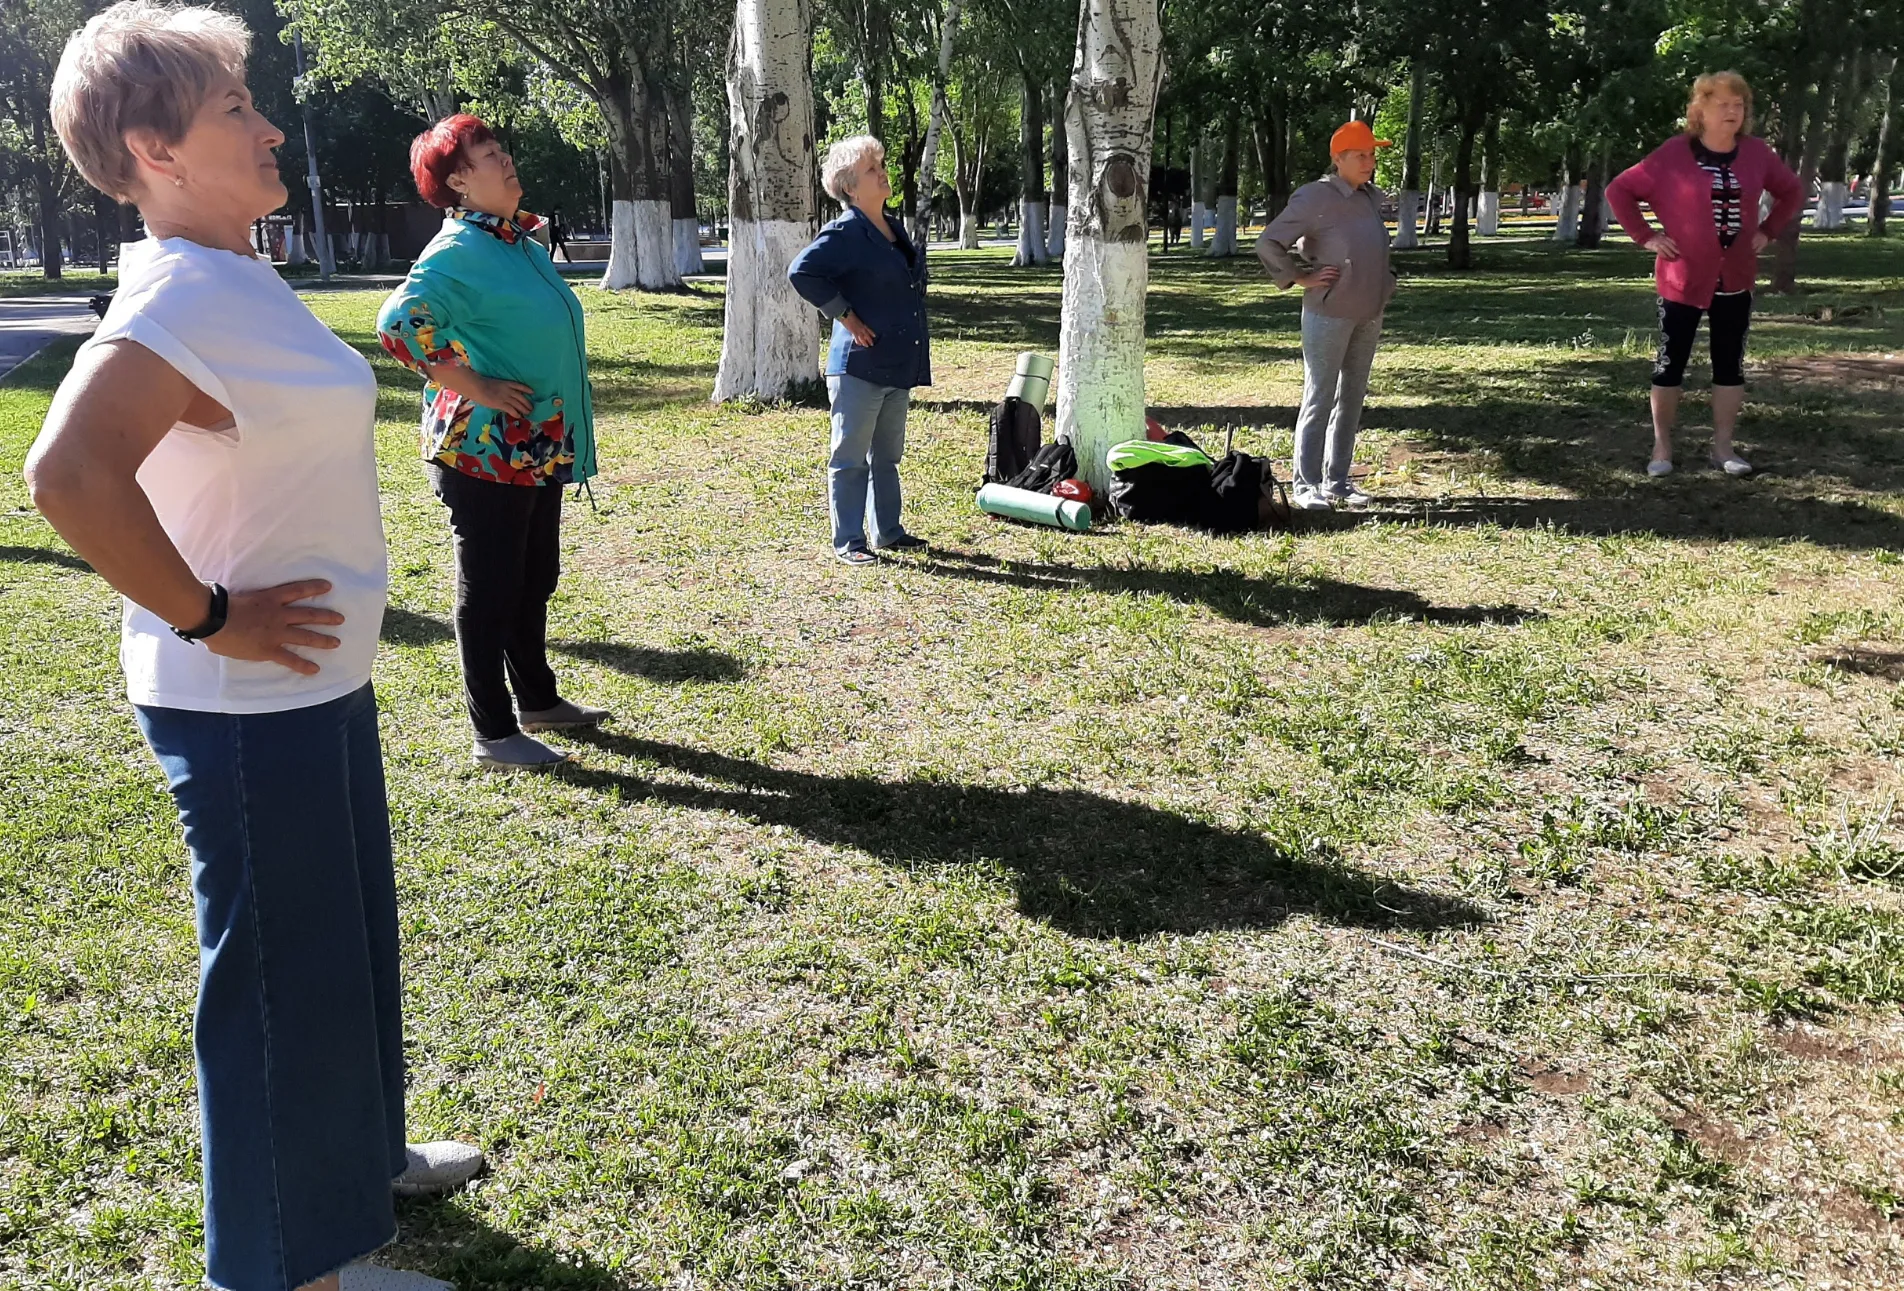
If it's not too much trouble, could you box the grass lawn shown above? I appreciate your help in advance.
[6,232,1904,1289]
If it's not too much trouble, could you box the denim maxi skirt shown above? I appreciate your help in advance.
[135,683,405,1290]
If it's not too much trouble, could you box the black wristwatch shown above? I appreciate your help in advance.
[171,582,229,644]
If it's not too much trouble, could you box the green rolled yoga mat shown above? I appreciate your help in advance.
[1006,352,1055,409]
[976,483,1092,532]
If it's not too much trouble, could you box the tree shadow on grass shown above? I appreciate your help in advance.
[391,1196,619,1290]
[0,542,90,572]
[378,605,747,682]
[917,550,1542,630]
[562,731,1486,940]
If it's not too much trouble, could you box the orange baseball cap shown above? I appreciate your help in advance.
[1330,121,1393,154]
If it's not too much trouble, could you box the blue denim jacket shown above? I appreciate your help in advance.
[787,206,932,389]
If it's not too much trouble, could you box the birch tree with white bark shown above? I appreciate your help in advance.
[1054,0,1163,491]
[712,0,820,401]
[912,0,962,240]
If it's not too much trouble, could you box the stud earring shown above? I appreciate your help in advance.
[173,175,185,188]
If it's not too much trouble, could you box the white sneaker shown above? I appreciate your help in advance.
[1711,454,1753,476]
[1325,482,1373,507]
[393,1140,485,1197]
[1646,458,1674,477]
[1292,487,1334,512]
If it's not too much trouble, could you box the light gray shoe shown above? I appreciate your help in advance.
[393,1140,485,1197]
[340,1264,454,1291]
[472,733,567,769]
[1292,487,1334,512]
[1325,482,1373,507]
[518,699,610,733]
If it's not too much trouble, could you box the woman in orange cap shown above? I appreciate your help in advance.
[1256,120,1397,510]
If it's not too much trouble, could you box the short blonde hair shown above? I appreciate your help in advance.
[52,0,251,202]
[821,135,885,202]
[1685,71,1754,138]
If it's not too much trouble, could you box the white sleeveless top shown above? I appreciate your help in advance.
[86,238,387,713]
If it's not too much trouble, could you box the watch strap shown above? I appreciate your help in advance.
[172,582,229,644]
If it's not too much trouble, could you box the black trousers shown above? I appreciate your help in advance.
[428,462,562,739]
[1653,291,1752,388]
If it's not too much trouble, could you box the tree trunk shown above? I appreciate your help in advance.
[914,0,961,242]
[1209,109,1240,256]
[1476,118,1500,236]
[1395,59,1426,249]
[897,85,923,238]
[34,163,61,282]
[1816,54,1860,230]
[668,81,706,275]
[1046,81,1068,258]
[1775,62,1833,293]
[952,112,986,248]
[598,72,684,291]
[1576,144,1608,248]
[1552,145,1582,242]
[1188,130,1206,250]
[1012,71,1048,265]
[1423,155,1442,236]
[713,0,820,402]
[1055,0,1163,492]
[1447,115,1479,269]
[1871,55,1899,239]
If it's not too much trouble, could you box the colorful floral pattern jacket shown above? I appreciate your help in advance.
[376,208,597,486]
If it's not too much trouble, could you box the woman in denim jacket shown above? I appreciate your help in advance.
[789,135,932,565]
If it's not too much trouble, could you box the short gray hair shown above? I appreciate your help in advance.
[821,135,885,202]
[52,0,251,202]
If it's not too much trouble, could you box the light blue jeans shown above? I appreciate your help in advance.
[827,373,911,553]
[1294,309,1384,493]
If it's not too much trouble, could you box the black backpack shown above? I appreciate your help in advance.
[1209,430,1292,533]
[1006,439,1078,493]
[984,396,1042,485]
[1108,430,1220,526]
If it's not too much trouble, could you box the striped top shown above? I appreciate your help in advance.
[1691,138,1742,250]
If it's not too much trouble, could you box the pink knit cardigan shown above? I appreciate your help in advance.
[1606,135,1803,308]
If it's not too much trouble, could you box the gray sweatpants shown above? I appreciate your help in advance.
[1293,309,1383,493]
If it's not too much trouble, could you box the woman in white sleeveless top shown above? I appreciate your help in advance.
[26,4,474,1287]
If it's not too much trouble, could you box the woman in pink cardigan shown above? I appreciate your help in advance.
[1607,71,1802,478]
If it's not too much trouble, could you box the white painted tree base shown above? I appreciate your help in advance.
[674,217,706,275]
[1013,200,1048,265]
[1189,200,1207,251]
[602,200,639,289]
[1553,188,1582,243]
[1056,237,1147,493]
[1816,181,1848,230]
[959,213,981,249]
[1395,191,1421,249]
[1478,191,1500,236]
[1045,204,1066,259]
[1208,195,1238,256]
[713,217,819,402]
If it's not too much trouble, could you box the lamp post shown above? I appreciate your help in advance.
[291,33,334,280]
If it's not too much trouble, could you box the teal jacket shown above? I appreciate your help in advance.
[377,208,597,486]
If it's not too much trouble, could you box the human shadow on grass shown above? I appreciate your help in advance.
[391,1196,618,1291]
[916,550,1541,630]
[0,542,90,571]
[378,605,747,682]
[562,731,1485,940]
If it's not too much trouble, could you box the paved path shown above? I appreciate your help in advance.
[0,297,100,382]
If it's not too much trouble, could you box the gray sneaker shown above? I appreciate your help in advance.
[1325,482,1373,507]
[472,733,567,769]
[340,1265,454,1291]
[1292,487,1334,512]
[393,1140,485,1197]
[519,699,610,732]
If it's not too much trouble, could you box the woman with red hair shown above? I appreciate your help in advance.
[378,114,607,768]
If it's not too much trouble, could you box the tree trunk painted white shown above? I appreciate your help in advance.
[1553,186,1582,242]
[284,228,307,265]
[1045,203,1066,258]
[602,199,641,288]
[914,0,962,241]
[631,198,674,286]
[1013,200,1048,264]
[1188,136,1206,250]
[1816,180,1848,229]
[1395,190,1422,248]
[1055,0,1163,493]
[675,217,706,274]
[714,0,821,402]
[1477,189,1500,236]
[958,211,981,248]
[1209,194,1237,256]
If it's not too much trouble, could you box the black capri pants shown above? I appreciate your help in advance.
[1653,291,1752,388]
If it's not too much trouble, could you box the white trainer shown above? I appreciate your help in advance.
[393,1140,486,1197]
[1325,482,1373,507]
[1292,487,1335,512]
[1712,454,1753,476]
